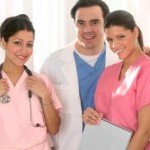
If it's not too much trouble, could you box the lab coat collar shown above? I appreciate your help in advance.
[59,40,81,103]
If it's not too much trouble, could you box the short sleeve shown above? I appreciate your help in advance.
[36,73,62,110]
[136,62,150,110]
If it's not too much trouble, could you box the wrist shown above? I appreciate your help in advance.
[41,100,53,106]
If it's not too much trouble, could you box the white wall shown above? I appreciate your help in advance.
[126,0,150,46]
[0,0,34,68]
[32,0,76,71]
[0,0,77,70]
[104,0,150,46]
[1,0,150,70]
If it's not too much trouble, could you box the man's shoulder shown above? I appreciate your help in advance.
[49,48,62,59]
[49,41,75,59]
[43,41,75,65]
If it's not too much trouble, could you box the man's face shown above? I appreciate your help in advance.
[75,6,105,53]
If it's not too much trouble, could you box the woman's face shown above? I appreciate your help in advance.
[105,25,139,60]
[2,30,34,66]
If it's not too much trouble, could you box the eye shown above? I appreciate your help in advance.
[14,41,22,46]
[92,21,99,25]
[118,35,125,39]
[76,21,85,27]
[27,43,33,48]
[106,38,112,43]
[90,19,100,26]
[78,22,83,25]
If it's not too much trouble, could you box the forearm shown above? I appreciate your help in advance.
[41,98,61,135]
[127,130,149,150]
[26,76,61,134]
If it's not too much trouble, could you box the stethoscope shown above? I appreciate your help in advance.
[0,63,45,127]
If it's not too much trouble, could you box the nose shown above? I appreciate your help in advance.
[112,40,120,50]
[21,44,28,54]
[84,24,92,32]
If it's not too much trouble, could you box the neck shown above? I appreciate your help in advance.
[75,41,104,56]
[2,62,24,75]
[123,50,143,67]
[1,62,25,86]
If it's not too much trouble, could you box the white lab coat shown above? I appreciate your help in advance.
[41,40,119,150]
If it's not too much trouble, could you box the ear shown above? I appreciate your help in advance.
[1,37,7,49]
[133,26,139,38]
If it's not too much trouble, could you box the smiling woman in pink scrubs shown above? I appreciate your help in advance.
[83,10,150,150]
[0,14,61,149]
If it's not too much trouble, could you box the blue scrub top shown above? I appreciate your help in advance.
[74,46,106,112]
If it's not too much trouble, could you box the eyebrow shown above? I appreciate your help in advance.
[14,38,33,43]
[13,38,23,41]
[90,19,100,22]
[77,19,100,22]
[76,19,84,23]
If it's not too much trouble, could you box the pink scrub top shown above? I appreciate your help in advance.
[0,71,62,150]
[95,54,150,149]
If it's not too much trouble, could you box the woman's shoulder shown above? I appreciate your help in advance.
[33,72,53,85]
[141,54,150,63]
[137,54,150,69]
[104,61,122,72]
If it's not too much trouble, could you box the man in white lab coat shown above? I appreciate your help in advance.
[41,0,119,150]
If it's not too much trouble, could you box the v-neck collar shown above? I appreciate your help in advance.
[2,70,27,91]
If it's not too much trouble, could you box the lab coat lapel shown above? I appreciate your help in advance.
[59,41,80,99]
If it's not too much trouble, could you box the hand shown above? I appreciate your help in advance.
[26,76,51,100]
[0,79,9,96]
[82,107,103,125]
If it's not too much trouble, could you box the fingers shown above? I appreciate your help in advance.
[0,79,9,96]
[26,76,37,86]
[26,76,40,93]
[82,107,103,125]
[26,76,50,99]
[26,76,42,90]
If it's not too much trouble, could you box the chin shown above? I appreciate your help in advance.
[118,55,124,60]
[85,44,95,49]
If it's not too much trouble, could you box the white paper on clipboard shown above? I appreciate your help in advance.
[78,119,133,150]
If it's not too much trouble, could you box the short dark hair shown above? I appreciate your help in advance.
[0,14,35,42]
[71,0,110,20]
[104,10,144,49]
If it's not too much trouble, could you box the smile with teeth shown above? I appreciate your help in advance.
[84,35,94,39]
[17,55,27,60]
[115,48,124,54]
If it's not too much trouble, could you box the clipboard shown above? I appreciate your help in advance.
[78,119,133,150]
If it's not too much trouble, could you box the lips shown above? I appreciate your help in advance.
[84,36,94,39]
[115,48,124,54]
[17,55,27,60]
